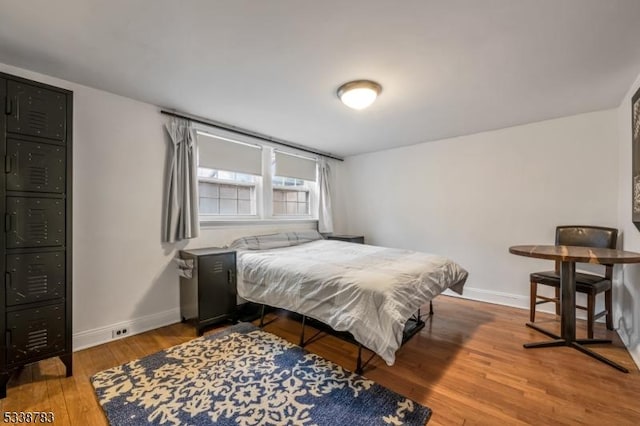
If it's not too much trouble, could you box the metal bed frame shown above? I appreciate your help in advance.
[258,300,433,374]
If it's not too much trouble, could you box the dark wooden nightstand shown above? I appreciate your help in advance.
[327,234,365,244]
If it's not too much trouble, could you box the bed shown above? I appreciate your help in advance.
[230,231,468,369]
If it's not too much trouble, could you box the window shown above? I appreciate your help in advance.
[196,131,262,219]
[272,151,317,217]
[196,127,319,222]
[198,168,256,216]
[272,176,310,216]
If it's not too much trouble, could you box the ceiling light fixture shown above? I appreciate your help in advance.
[337,80,382,110]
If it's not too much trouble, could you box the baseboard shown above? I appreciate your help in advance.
[445,286,639,370]
[444,286,530,309]
[630,345,640,370]
[444,286,591,321]
[72,308,181,351]
[71,289,638,371]
[614,322,640,370]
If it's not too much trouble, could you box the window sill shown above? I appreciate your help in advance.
[200,218,318,228]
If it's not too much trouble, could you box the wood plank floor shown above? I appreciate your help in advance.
[0,296,638,425]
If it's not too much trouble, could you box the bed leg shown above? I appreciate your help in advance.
[299,315,306,347]
[259,304,266,328]
[356,344,363,375]
[429,300,434,316]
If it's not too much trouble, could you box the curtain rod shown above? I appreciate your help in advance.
[160,109,344,161]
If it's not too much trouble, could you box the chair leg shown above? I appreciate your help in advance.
[587,293,595,339]
[529,281,537,323]
[605,289,614,330]
[554,287,561,316]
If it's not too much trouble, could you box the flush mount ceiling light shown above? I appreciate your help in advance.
[337,80,382,110]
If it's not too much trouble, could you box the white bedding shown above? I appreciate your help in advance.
[233,235,468,365]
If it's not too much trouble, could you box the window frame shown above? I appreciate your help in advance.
[197,175,259,219]
[194,124,319,225]
[272,185,311,217]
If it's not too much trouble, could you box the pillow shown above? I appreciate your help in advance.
[229,231,323,250]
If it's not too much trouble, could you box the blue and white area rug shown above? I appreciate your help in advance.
[91,323,432,425]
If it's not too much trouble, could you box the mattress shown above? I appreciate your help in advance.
[232,233,468,365]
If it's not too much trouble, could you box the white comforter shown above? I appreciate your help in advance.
[235,239,468,365]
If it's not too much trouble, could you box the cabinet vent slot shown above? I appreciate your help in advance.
[27,110,47,131]
[27,274,48,295]
[28,166,48,186]
[212,261,223,273]
[27,223,48,241]
[26,329,47,350]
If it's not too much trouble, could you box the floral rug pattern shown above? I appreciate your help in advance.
[91,323,431,425]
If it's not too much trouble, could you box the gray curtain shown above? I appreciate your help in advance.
[318,158,334,233]
[163,118,199,242]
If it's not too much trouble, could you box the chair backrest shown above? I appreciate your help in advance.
[554,225,618,278]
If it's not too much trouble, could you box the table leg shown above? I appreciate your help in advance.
[523,261,575,347]
[576,338,611,345]
[572,342,629,373]
[523,260,628,373]
[524,339,565,349]
[560,260,576,342]
[525,322,560,339]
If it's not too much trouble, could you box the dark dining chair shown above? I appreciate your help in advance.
[529,225,618,339]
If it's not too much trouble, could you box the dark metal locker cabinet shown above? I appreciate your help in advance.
[6,139,66,193]
[0,72,73,399]
[6,303,65,365]
[6,81,67,141]
[179,248,237,336]
[5,196,65,248]
[5,252,65,306]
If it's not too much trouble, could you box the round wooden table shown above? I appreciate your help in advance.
[509,245,640,373]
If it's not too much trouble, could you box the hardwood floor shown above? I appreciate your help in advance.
[0,296,638,425]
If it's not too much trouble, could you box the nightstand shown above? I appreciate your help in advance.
[327,234,365,244]
[179,248,237,335]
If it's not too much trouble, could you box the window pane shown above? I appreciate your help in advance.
[198,173,257,218]
[238,200,252,215]
[273,201,285,215]
[220,199,237,215]
[238,187,251,200]
[273,175,306,188]
[200,198,219,214]
[237,173,255,183]
[286,202,297,215]
[219,185,237,199]
[199,182,219,197]
[272,188,311,216]
[218,170,235,180]
[197,167,216,178]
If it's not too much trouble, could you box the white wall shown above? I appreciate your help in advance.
[616,71,640,368]
[340,111,619,311]
[3,59,632,363]
[0,62,315,350]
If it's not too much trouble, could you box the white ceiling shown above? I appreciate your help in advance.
[1,1,640,157]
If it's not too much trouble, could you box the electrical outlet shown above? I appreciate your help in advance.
[112,327,129,339]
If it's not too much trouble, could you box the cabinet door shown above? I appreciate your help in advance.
[6,252,65,306]
[6,197,65,248]
[6,81,67,141]
[6,303,65,365]
[198,253,236,321]
[6,139,66,193]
